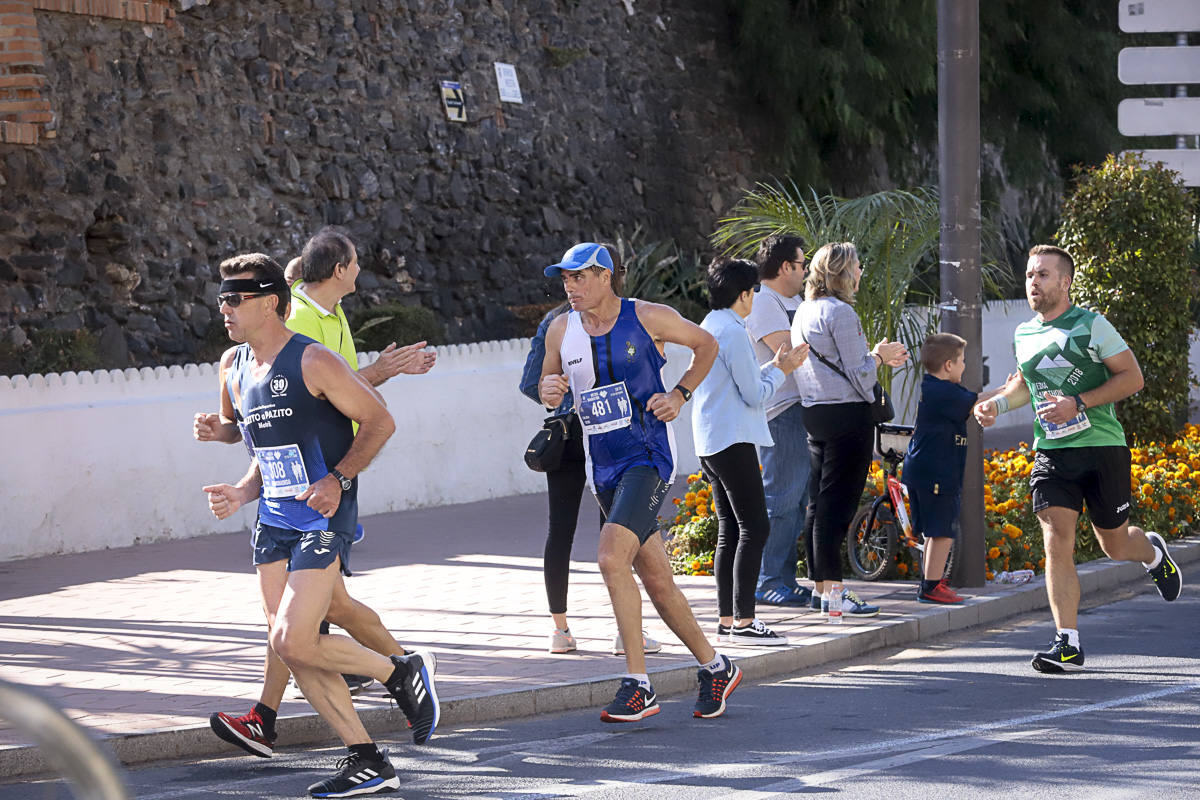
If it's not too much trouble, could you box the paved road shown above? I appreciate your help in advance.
[6,586,1198,800]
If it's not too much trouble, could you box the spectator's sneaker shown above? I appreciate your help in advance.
[352,524,365,546]
[1145,532,1182,602]
[694,655,742,718]
[811,592,825,614]
[549,629,577,654]
[342,674,375,695]
[789,586,814,605]
[918,581,964,605]
[384,650,440,744]
[209,708,276,758]
[755,586,810,607]
[600,677,660,722]
[730,619,789,647]
[839,589,880,617]
[611,630,663,656]
[1031,633,1085,673]
[715,623,732,643]
[307,749,399,798]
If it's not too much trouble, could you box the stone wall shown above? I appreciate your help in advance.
[0,0,763,367]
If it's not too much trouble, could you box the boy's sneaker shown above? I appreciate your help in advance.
[694,654,742,718]
[209,708,276,758]
[549,629,577,653]
[918,581,964,605]
[730,619,789,647]
[384,650,439,744]
[1032,633,1085,673]
[838,588,880,617]
[600,677,660,722]
[307,749,399,798]
[611,630,663,656]
[755,586,810,607]
[715,623,732,643]
[1145,532,1182,602]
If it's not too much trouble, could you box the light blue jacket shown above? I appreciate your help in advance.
[691,308,786,457]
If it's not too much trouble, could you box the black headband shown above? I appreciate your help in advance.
[219,278,287,294]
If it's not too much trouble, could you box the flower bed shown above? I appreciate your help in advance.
[663,424,1199,579]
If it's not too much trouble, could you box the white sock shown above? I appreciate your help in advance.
[700,654,725,673]
[1057,628,1080,648]
[628,673,650,688]
[1142,539,1163,569]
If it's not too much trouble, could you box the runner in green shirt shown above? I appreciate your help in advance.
[975,245,1181,674]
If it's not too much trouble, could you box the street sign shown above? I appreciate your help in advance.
[1118,97,1200,135]
[1123,149,1200,185]
[1119,46,1200,84]
[1119,0,1200,33]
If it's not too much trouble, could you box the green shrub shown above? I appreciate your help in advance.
[1056,152,1197,443]
[0,329,103,377]
[612,228,708,323]
[347,303,445,352]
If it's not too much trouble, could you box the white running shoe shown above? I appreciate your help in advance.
[549,629,577,653]
[612,630,663,656]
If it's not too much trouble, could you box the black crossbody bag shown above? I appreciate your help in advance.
[524,414,574,472]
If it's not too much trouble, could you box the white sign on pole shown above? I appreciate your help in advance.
[1118,0,1200,33]
[1117,97,1200,135]
[494,62,523,104]
[1123,149,1200,185]
[1119,46,1200,84]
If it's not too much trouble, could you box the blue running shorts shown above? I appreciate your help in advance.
[596,465,671,544]
[252,522,353,576]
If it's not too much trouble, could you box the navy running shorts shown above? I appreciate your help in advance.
[596,465,671,544]
[252,521,353,576]
[1030,445,1132,530]
[905,482,961,540]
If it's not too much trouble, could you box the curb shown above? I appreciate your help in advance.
[2,536,1196,778]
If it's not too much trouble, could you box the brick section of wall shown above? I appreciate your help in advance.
[32,0,172,24]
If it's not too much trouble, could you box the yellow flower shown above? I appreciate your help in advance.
[1003,523,1022,539]
[988,547,1001,559]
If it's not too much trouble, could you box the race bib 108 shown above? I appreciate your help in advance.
[255,443,311,498]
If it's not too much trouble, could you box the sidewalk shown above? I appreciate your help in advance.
[1,491,1195,778]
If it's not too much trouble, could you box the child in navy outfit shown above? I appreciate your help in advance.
[902,333,1012,604]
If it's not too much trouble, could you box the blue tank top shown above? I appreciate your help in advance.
[226,334,358,533]
[559,298,677,492]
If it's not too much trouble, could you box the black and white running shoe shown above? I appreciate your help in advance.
[385,650,440,744]
[1031,633,1085,674]
[715,623,731,643]
[307,749,399,798]
[1145,532,1182,602]
[729,619,790,647]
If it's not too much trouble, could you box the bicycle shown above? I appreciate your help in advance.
[845,423,955,582]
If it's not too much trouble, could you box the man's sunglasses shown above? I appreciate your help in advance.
[217,292,269,308]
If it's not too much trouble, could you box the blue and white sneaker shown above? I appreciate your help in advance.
[836,588,880,617]
[352,524,365,546]
[755,586,810,607]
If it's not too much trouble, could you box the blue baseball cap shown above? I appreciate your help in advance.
[543,242,614,277]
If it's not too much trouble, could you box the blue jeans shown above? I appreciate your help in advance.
[756,403,811,593]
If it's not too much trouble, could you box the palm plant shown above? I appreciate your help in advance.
[612,226,708,323]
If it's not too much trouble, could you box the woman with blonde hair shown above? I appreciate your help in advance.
[791,242,909,617]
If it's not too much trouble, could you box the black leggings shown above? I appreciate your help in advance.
[801,402,874,583]
[544,419,587,615]
[701,442,771,620]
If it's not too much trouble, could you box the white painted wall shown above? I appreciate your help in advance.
[0,302,1195,561]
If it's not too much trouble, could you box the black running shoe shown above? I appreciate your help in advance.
[1031,633,1085,673]
[384,650,440,745]
[307,749,399,798]
[600,677,660,722]
[694,655,742,718]
[1145,532,1182,602]
[209,708,276,758]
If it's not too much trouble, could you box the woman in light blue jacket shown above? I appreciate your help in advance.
[692,258,808,646]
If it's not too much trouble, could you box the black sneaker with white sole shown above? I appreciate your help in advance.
[1145,532,1182,602]
[694,654,742,718]
[600,677,660,722]
[307,749,399,798]
[384,650,440,744]
[1031,633,1085,673]
[729,619,789,647]
[715,623,731,643]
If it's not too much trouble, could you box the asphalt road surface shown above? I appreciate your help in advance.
[6,585,1199,800]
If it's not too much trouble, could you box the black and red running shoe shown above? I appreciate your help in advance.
[209,707,276,758]
[600,677,660,722]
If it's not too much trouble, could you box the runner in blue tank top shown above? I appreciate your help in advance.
[200,254,437,799]
[539,242,744,723]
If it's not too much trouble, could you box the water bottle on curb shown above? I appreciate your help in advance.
[994,569,1035,585]
[820,590,830,617]
[827,583,844,624]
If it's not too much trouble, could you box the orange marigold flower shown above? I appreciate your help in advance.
[1003,523,1022,539]
[896,562,909,574]
[988,547,1001,559]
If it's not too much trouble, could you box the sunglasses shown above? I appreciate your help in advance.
[218,292,269,308]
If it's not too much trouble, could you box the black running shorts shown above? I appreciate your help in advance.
[596,465,671,544]
[1029,445,1132,530]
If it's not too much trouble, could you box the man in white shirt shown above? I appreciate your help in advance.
[744,234,813,607]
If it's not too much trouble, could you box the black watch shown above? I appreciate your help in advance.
[674,384,692,403]
[1074,395,1087,414]
[329,468,352,492]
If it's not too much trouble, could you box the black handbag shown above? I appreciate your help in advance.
[524,414,572,472]
[800,332,896,425]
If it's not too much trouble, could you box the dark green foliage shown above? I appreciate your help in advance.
[0,329,103,377]
[611,229,708,323]
[347,303,445,352]
[1056,152,1197,443]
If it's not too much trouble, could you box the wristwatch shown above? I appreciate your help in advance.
[329,468,352,492]
[1074,395,1087,414]
[674,384,692,402]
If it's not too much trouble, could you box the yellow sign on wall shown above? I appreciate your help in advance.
[440,81,466,123]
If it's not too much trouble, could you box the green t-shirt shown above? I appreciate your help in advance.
[1013,304,1129,450]
[286,282,358,369]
